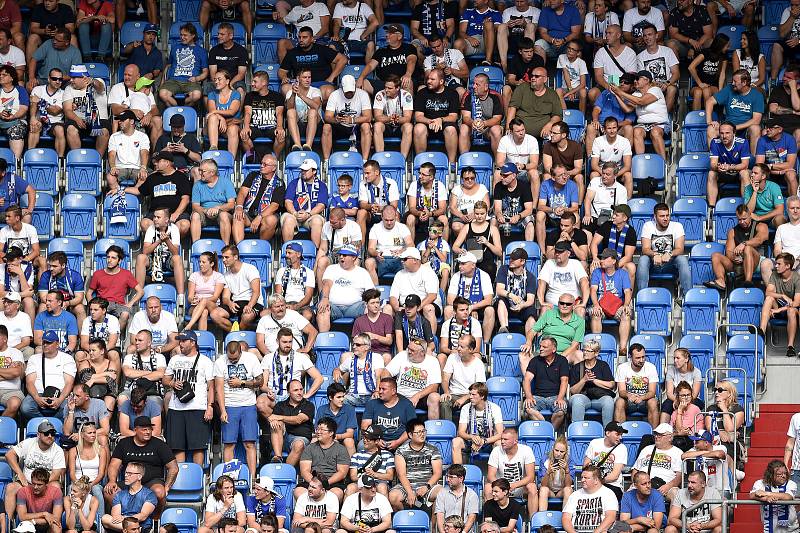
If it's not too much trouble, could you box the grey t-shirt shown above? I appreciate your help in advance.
[769,271,800,300]
[671,487,721,524]
[434,486,480,526]
[299,441,351,481]
[665,366,702,387]
[396,442,442,490]
[73,398,109,429]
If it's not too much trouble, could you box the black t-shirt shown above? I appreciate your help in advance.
[568,360,616,398]
[493,181,534,217]
[414,86,460,119]
[139,170,193,212]
[546,229,589,259]
[411,1,458,38]
[769,87,800,132]
[274,398,315,439]
[460,90,504,119]
[111,436,176,485]
[31,3,75,28]
[280,43,338,81]
[597,221,638,253]
[508,54,545,83]
[153,133,202,170]
[526,354,569,397]
[208,42,250,76]
[243,90,284,130]
[393,311,435,347]
[241,171,286,218]
[372,43,418,80]
[482,498,525,528]
[668,6,711,40]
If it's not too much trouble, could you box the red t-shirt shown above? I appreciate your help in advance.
[78,0,113,32]
[89,269,137,304]
[0,0,21,30]
[17,484,62,514]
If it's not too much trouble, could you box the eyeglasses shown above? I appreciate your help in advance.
[353,342,369,347]
[678,394,692,398]
[41,431,56,437]
[558,301,573,306]
[412,429,427,435]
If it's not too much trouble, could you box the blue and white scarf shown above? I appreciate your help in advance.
[351,352,376,394]
[607,223,629,256]
[110,190,127,225]
[369,177,391,207]
[458,272,483,304]
[245,173,279,215]
[271,350,294,396]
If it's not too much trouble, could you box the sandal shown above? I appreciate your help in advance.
[703,280,726,291]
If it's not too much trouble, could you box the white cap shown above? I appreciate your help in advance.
[253,476,280,495]
[299,158,318,170]
[14,522,36,533]
[399,248,421,260]
[341,74,356,93]
[653,423,674,434]
[458,251,478,263]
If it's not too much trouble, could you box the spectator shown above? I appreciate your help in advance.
[27,67,66,157]
[127,296,178,356]
[659,349,704,425]
[322,74,372,160]
[15,467,64,533]
[64,475,101,533]
[522,336,569,429]
[589,249,633,349]
[631,423,683,501]
[537,167,582,255]
[334,332,385,409]
[568,339,616,426]
[163,331,215,465]
[669,381,705,442]
[102,462,158,533]
[158,23,207,108]
[352,289,394,360]
[338,474,394,533]
[439,332,484,419]
[0,29,23,85]
[450,166,491,237]
[241,70,285,161]
[771,0,800,83]
[562,466,619,533]
[585,72,637,156]
[246,477,287,531]
[118,386,162,437]
[206,22,248,98]
[445,252,495,340]
[26,0,75,63]
[555,40,588,113]
[414,68,460,163]
[266,379,315,466]
[346,426,395,497]
[285,68,321,152]
[296,418,351,502]
[614,343,659,427]
[708,121,751,205]
[331,0,379,64]
[706,69,763,154]
[357,160,400,240]
[588,25,637,106]
[255,295,317,358]
[610,69,669,158]
[459,72,503,154]
[0,292,32,356]
[0,324,23,418]
[119,330,166,409]
[33,290,78,355]
[454,0,500,65]
[365,205,413,283]
[494,164,536,243]
[637,202,691,297]
[438,297,482,364]
[63,380,111,446]
[410,0,457,58]
[39,251,86,326]
[391,294,435,355]
[282,158,328,247]
[122,24,162,81]
[134,208,185,298]
[314,383,357,456]
[0,65,26,160]
[584,163,630,237]
[279,27,346,104]
[733,30,765,91]
[665,471,722,533]
[502,38,544,104]
[406,162,450,243]
[583,0,619,55]
[583,422,628,501]
[482,481,523,533]
[317,245,374,332]
[756,119,799,197]
[666,0,712,60]
[64,63,112,154]
[423,35,469,98]
[535,241,590,319]
[274,0,330,62]
[0,200,41,271]
[497,0,540,73]
[205,69,242,157]
[434,465,480,533]
[0,162,36,225]
[485,427,538,518]
[534,0,581,63]
[452,382,503,464]
[637,24,680,114]
[506,66,561,138]
[587,118,633,199]
[768,63,800,140]
[152,115,202,173]
[538,437,573,510]
[23,330,76,419]
[526,291,586,367]
[292,472,340,532]
[273,242,314,320]
[452,201,502,279]
[622,0,664,51]
[75,0,113,61]
[544,212,588,267]
[704,380,746,468]
[495,118,540,186]
[199,475,246,533]
[372,74,414,158]
[0,240,37,322]
[688,34,729,112]
[495,247,536,334]
[213,243,264,332]
[620,472,666,533]
[28,28,81,92]
[389,418,443,511]
[705,203,769,292]
[760,252,800,356]
[386,337,442,419]
[753,461,798,530]
[361,377,416,452]
[191,159,236,246]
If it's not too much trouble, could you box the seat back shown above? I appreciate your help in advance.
[103,194,141,241]
[328,151,364,193]
[314,332,349,375]
[518,420,556,468]
[634,288,672,336]
[26,417,63,438]
[632,153,666,189]
[629,198,657,242]
[629,334,666,378]
[21,193,54,241]
[530,511,563,533]
[503,241,541,277]
[726,288,765,335]
[620,421,652,466]
[163,107,199,133]
[713,197,744,243]
[253,23,288,64]
[566,421,603,469]
[61,193,97,241]
[469,65,505,93]
[159,508,198,533]
[562,109,586,142]
[190,239,226,272]
[672,198,708,245]
[682,287,721,336]
[202,151,235,184]
[583,333,618,369]
[141,284,178,315]
[66,149,102,195]
[486,376,521,425]
[683,110,711,153]
[425,419,456,464]
[677,153,710,198]
[210,22,247,46]
[23,148,59,194]
[689,242,725,287]
[195,330,217,360]
[48,238,84,273]
[168,463,205,502]
[237,239,272,285]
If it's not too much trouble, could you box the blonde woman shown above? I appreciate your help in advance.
[64,475,101,533]
[538,435,573,511]
[68,421,108,503]
[705,380,746,471]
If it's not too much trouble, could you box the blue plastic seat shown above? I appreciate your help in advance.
[566,421,603,469]
[259,463,297,509]
[61,193,98,242]
[503,241,541,277]
[314,332,349,376]
[458,151,493,192]
[160,508,198,533]
[102,194,140,242]
[726,333,765,386]
[328,151,364,193]
[21,193,54,241]
[634,288,672,336]
[629,198,657,244]
[284,151,320,184]
[253,23,288,64]
[225,331,257,350]
[373,151,407,190]
[195,330,217,360]
[677,153,710,198]
[629,334,666,379]
[210,22,247,46]
[486,376,521,426]
[490,333,525,380]
[25,417,62,438]
[719,25,745,53]
[468,65,505,93]
[65,149,102,195]
[632,153,666,191]
[23,148,59,194]
[140,284,178,315]
[683,110,712,153]
[174,0,202,21]
[166,463,205,503]
[339,64,367,83]
[48,238,84,273]
[163,107,199,133]
[237,239,272,286]
[683,288,721,336]
[689,242,726,287]
[211,463,251,493]
[413,152,449,185]
[727,288,764,335]
[713,197,744,244]
[672,197,708,245]
[582,333,618,369]
[0,417,18,454]
[393,510,429,533]
[518,420,555,468]
[310,375,333,412]
[763,0,788,24]
[620,421,652,467]
[202,150,235,184]
[531,511,562,533]
[120,21,146,48]
[464,464,483,498]
[0,461,12,497]
[190,239,225,272]
[280,240,317,270]
[562,109,586,142]
[93,239,131,271]
[425,419,456,464]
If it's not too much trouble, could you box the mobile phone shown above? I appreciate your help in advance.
[608,74,620,86]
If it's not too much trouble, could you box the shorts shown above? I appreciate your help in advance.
[0,389,23,405]
[165,409,212,451]
[498,297,536,322]
[378,123,408,139]
[414,394,433,410]
[779,40,800,59]
[635,122,671,135]
[114,168,140,183]
[280,212,325,230]
[462,33,486,56]
[345,393,372,407]
[144,477,166,489]
[222,299,264,319]
[377,256,403,277]
[0,119,27,140]
[625,400,650,415]
[193,208,230,225]
[40,122,65,137]
[328,122,360,142]
[344,39,370,55]
[283,433,310,452]
[107,301,133,318]
[330,300,365,320]
[161,79,202,95]
[391,483,435,505]
[425,123,458,143]
[532,395,567,414]
[65,118,110,137]
[222,405,259,443]
[144,210,190,222]
[247,127,277,142]
[714,0,749,14]
[534,38,567,59]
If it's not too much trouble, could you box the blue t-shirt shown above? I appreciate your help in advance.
[363,396,416,442]
[285,178,329,212]
[112,486,158,530]
[590,268,631,298]
[119,399,161,430]
[461,8,502,36]
[329,194,358,211]
[538,5,581,39]
[539,179,579,218]
[715,85,764,125]
[39,269,85,298]
[620,489,666,523]
[0,173,30,208]
[756,132,798,165]
[246,494,287,522]
[33,310,78,352]
[167,44,209,81]
[314,403,358,433]
[127,45,164,76]
[209,90,242,120]
[710,136,751,166]
[192,177,236,209]
[596,89,637,125]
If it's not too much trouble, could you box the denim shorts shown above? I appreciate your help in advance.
[284,433,310,452]
[377,257,403,277]
[222,405,259,443]
[533,395,567,413]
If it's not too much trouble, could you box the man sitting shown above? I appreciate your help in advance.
[101,462,157,533]
[451,382,504,464]
[15,467,63,533]
[743,163,787,229]
[755,118,798,197]
[521,336,569,430]
[614,344,660,428]
[388,418,443,511]
[495,247,536,334]
[636,202,691,298]
[705,204,768,291]
[385,337,441,420]
[760,252,800,357]
[708,122,751,206]
[266,379,315,466]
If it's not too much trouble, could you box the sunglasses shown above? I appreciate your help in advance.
[41,431,57,437]
[558,301,573,306]
[49,77,63,82]
[715,387,726,393]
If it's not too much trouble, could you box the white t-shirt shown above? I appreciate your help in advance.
[633,444,683,482]
[274,265,315,303]
[563,486,619,533]
[502,5,540,24]
[440,317,482,349]
[284,2,330,36]
[255,309,310,353]
[0,310,32,349]
[127,310,178,348]
[340,492,393,524]
[641,220,685,256]
[788,412,800,470]
[390,264,441,308]
[0,223,39,256]
[25,351,77,394]
[407,179,449,210]
[538,259,588,306]
[776,222,800,258]
[80,313,121,341]
[447,270,494,300]
[122,351,167,379]
[358,176,401,207]
[373,88,414,115]
[0,347,24,390]
[165,353,215,411]
[691,444,730,492]
[30,85,64,124]
[583,12,620,38]
[294,491,340,521]
[615,360,659,396]
[213,351,263,407]
[442,352,486,396]
[781,7,800,40]
[637,45,679,84]
[142,224,180,251]
[634,86,668,124]
[108,82,156,112]
[498,133,539,167]
[0,45,24,68]
[385,351,442,399]
[63,82,109,121]
[369,221,411,255]
[261,349,314,395]
[339,351,385,396]
[204,491,246,517]
[556,55,589,89]
[584,438,628,489]
[321,219,363,252]
[487,444,536,498]
[586,177,629,217]
[286,86,322,123]
[12,437,66,480]
[671,486,722,525]
[323,264,374,306]
[458,400,504,435]
[751,479,798,533]
[591,134,632,165]
[224,263,263,306]
[326,88,373,120]
[622,7,665,39]
[332,2,375,40]
[593,45,637,82]
[108,130,150,169]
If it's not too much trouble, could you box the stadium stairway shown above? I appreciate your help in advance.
[731,404,800,533]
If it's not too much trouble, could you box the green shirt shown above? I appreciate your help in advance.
[743,181,784,216]
[509,83,563,136]
[532,308,585,353]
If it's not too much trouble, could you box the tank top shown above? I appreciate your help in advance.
[75,448,101,482]
[733,222,765,256]
[466,222,496,276]
[698,55,723,86]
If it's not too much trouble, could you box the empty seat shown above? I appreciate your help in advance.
[632,153,665,191]
[486,376,521,426]
[253,23,288,64]
[393,510,430,533]
[103,194,141,242]
[672,197,708,245]
[21,192,54,241]
[726,333,765,386]
[562,109,586,142]
[677,153,710,198]
[425,419,456,464]
[166,463,205,503]
[490,333,525,379]
[689,242,725,287]
[314,332,349,376]
[634,288,672,336]
[66,149,102,195]
[682,288,721,337]
[195,330,217,360]
[683,111,711,153]
[61,194,98,242]
[237,239,272,286]
[23,148,59,194]
[726,288,764,336]
[160,508,198,533]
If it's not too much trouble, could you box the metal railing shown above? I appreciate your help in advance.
[681,498,800,533]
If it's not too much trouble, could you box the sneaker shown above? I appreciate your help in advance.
[270,455,283,463]
[302,144,312,151]
[788,346,797,358]
[291,144,302,152]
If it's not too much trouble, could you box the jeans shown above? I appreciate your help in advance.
[636,254,692,296]
[78,22,113,57]
[20,395,67,422]
[570,394,615,427]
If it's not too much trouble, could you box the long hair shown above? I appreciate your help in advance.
[77,421,100,458]
[674,348,695,373]
[547,435,570,480]
[213,475,236,502]
[763,459,789,487]
[704,34,730,62]
[740,30,760,62]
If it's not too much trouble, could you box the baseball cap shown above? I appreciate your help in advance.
[3,292,20,302]
[653,423,674,434]
[254,476,280,495]
[613,204,632,218]
[403,294,422,308]
[115,109,137,122]
[37,420,56,433]
[385,23,403,33]
[42,330,59,344]
[152,151,175,163]
[69,64,89,78]
[338,245,358,257]
[509,248,528,261]
[134,77,155,91]
[554,241,571,253]
[169,114,185,128]
[399,248,421,260]
[458,251,478,263]
[286,242,303,255]
[362,425,383,439]
[176,331,198,342]
[499,162,518,175]
[133,416,155,428]
[144,23,159,34]
[690,430,714,443]
[600,248,619,260]
[604,421,628,434]
[358,474,377,489]
[765,117,783,128]
[637,69,653,81]
[341,74,356,93]
[299,158,318,171]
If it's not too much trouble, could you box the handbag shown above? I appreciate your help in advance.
[174,354,201,404]
[599,271,623,317]
[464,236,484,262]
[41,355,60,399]
[88,383,110,399]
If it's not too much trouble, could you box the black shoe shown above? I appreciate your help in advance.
[788,346,797,358]
[270,455,283,463]
[742,280,755,288]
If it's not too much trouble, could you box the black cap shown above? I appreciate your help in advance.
[404,294,422,308]
[636,69,653,81]
[359,474,377,488]
[765,117,783,128]
[554,241,571,253]
[134,416,155,428]
[363,425,384,439]
[605,421,628,434]
[509,248,529,261]
[153,151,175,162]
[385,23,403,33]
[115,109,137,122]
[169,114,185,128]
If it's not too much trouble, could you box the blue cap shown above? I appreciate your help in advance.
[690,431,714,443]
[144,24,159,34]
[42,330,59,343]
[286,242,303,255]
[338,245,358,257]
[176,331,198,342]
[499,162,518,175]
